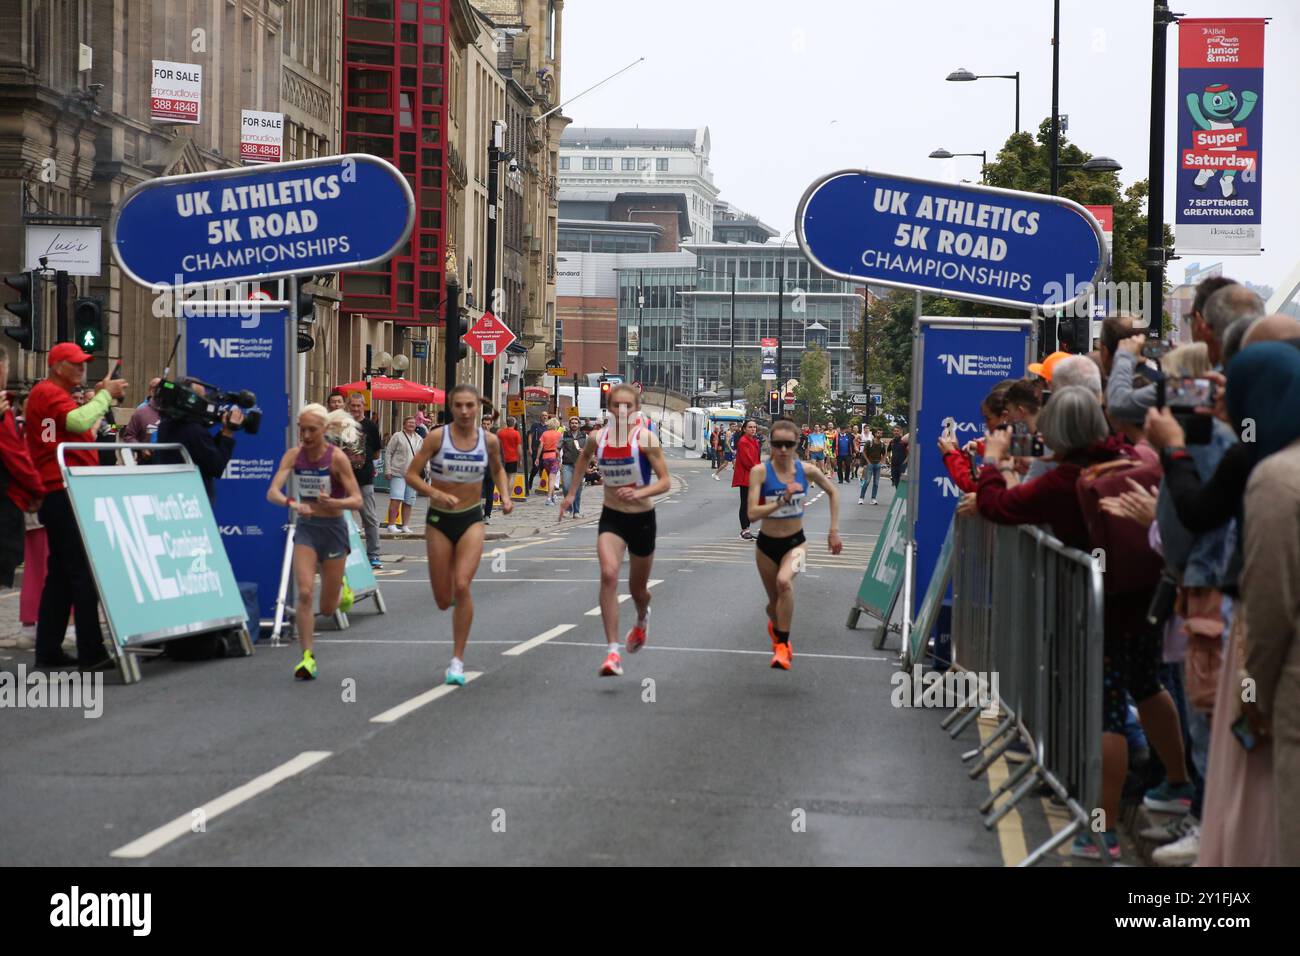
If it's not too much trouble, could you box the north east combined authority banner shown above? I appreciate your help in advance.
[1175,18,1266,256]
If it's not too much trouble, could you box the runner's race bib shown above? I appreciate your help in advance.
[295,471,331,500]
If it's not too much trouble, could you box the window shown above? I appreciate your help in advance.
[656,158,668,171]
[559,156,569,170]
[583,157,595,170]
[637,158,650,171]
[621,158,635,171]
[599,157,612,170]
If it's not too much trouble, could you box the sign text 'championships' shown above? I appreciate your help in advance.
[861,188,1040,294]
[172,173,347,273]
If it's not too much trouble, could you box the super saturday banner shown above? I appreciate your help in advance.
[1175,18,1266,256]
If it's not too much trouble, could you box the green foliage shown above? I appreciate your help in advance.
[795,347,829,424]
[730,354,769,412]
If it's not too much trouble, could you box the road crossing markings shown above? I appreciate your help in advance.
[583,578,661,615]
[370,672,482,724]
[502,623,576,656]
[109,751,332,859]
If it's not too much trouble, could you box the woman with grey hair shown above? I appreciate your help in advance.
[974,384,1189,861]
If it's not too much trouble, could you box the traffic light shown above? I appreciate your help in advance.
[3,272,41,351]
[599,377,612,409]
[449,311,469,363]
[73,296,105,354]
[768,389,781,416]
[1056,316,1077,353]
[294,278,316,353]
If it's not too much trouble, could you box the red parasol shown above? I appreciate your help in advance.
[335,377,445,404]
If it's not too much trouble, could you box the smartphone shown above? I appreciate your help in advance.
[941,417,957,442]
[1009,421,1045,457]
[1231,713,1259,752]
[1167,376,1213,410]
[1142,341,1171,361]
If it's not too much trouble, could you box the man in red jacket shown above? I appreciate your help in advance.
[25,342,127,670]
[732,419,762,539]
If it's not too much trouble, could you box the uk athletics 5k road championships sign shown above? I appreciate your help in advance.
[796,170,1105,312]
[110,154,415,288]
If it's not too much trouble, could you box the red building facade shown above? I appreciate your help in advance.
[341,0,449,326]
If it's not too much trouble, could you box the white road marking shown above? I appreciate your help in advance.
[543,641,888,662]
[365,578,636,584]
[370,672,482,723]
[110,751,332,859]
[502,623,576,656]
[584,578,661,615]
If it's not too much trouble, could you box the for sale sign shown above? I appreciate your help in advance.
[463,311,515,363]
[241,110,284,164]
[151,60,202,125]
[1175,18,1266,255]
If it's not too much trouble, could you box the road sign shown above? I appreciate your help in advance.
[545,366,569,379]
[852,393,868,404]
[508,399,526,416]
[869,383,883,396]
[796,170,1104,311]
[463,312,514,363]
[110,153,415,288]
[411,339,428,360]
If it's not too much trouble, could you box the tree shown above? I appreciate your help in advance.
[795,347,829,424]
[731,355,768,411]
[825,392,856,428]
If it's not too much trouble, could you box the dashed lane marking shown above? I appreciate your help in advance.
[110,751,332,859]
[583,578,662,616]
[369,672,482,723]
[542,641,889,662]
[502,624,576,656]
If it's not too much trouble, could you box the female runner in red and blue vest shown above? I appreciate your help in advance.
[746,418,842,669]
[560,383,671,677]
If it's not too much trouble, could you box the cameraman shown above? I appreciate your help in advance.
[155,379,242,503]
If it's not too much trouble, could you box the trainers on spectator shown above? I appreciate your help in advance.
[1143,780,1195,815]
[1140,814,1198,845]
[1151,822,1200,866]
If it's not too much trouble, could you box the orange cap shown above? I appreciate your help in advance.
[1026,350,1071,383]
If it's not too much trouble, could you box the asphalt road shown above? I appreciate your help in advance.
[0,452,1028,866]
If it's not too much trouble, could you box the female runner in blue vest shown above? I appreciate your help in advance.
[559,383,671,677]
[405,384,512,685]
[747,419,842,669]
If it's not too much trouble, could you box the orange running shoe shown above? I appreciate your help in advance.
[626,608,649,654]
[771,641,792,670]
[599,650,624,676]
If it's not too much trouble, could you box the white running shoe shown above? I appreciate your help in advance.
[398,526,413,535]
[387,524,400,534]
[1152,822,1200,866]
[712,472,721,481]
[871,499,878,505]
[1139,815,1197,845]
[857,498,864,505]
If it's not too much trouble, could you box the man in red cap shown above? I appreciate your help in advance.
[24,342,128,670]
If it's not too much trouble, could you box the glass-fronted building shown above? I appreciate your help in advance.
[615,265,697,390]
[678,243,864,395]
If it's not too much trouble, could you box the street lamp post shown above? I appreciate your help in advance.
[929,148,988,183]
[1050,0,1060,194]
[776,230,797,415]
[946,67,1020,138]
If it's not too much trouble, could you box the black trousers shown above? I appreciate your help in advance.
[484,461,518,517]
[36,489,107,664]
[738,486,751,531]
[836,456,851,483]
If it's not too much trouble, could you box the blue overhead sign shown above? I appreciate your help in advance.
[796,170,1105,311]
[110,154,414,288]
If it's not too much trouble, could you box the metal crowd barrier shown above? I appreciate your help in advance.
[941,515,1106,866]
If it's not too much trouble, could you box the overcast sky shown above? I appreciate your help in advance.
[560,0,1298,297]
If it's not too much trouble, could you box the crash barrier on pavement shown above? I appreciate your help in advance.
[58,443,254,685]
[846,479,908,650]
[940,514,1106,866]
[270,512,387,645]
